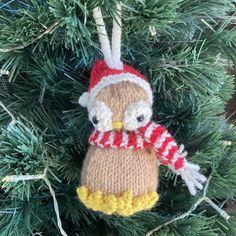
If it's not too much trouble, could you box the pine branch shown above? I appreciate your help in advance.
[0,20,61,53]
[146,176,230,236]
[2,167,68,236]
[0,1,235,235]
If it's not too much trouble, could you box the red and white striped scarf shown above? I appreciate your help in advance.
[89,121,185,170]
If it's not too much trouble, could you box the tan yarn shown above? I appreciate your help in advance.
[81,146,158,196]
[80,81,159,198]
[94,81,150,123]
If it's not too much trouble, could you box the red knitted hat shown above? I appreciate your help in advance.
[79,60,153,107]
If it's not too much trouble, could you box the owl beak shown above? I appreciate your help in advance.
[112,122,123,130]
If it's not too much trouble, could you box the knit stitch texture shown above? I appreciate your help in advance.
[89,121,185,170]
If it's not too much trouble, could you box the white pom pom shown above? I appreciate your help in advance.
[78,92,89,107]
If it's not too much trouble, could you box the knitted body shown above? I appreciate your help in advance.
[77,146,159,216]
[77,122,185,216]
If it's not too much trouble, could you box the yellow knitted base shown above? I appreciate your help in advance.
[76,186,159,216]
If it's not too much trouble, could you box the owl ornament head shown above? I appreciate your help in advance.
[79,3,153,133]
[77,3,206,216]
[79,60,153,132]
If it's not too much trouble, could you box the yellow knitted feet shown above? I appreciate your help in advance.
[77,186,159,216]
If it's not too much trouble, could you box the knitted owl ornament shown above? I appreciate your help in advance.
[77,3,206,216]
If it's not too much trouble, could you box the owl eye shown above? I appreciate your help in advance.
[92,116,99,125]
[89,101,112,132]
[123,101,152,131]
[137,115,144,122]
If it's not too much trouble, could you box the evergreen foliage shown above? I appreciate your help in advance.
[0,0,236,235]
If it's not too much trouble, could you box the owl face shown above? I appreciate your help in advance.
[88,81,153,132]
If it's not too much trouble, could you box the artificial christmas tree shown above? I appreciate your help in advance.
[0,0,236,235]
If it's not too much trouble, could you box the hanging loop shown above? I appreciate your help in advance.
[93,3,123,69]
[112,3,123,69]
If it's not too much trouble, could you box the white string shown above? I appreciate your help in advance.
[0,209,18,215]
[111,2,123,69]
[93,7,113,68]
[0,70,9,75]
[204,197,230,220]
[0,101,17,127]
[2,168,68,236]
[146,176,230,236]
[44,176,68,236]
